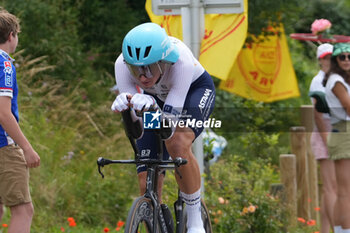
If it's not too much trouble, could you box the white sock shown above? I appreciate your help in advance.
[181,189,203,229]
[334,226,342,233]
[342,228,350,233]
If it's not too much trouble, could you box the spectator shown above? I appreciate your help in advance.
[0,9,40,233]
[324,43,350,233]
[309,43,337,233]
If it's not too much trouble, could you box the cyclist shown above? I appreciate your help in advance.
[111,22,215,233]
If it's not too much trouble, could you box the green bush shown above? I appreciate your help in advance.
[3,0,84,79]
[2,0,149,105]
[205,155,286,232]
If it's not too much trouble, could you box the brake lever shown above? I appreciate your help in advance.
[97,157,105,179]
[98,165,104,179]
[175,166,182,179]
[174,157,187,179]
[174,157,187,166]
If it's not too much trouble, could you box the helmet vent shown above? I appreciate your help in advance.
[136,48,141,60]
[127,46,133,58]
[144,46,152,58]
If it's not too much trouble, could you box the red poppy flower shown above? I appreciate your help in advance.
[307,219,316,226]
[69,221,77,227]
[297,217,306,223]
[117,220,125,228]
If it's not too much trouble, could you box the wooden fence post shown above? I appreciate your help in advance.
[290,126,310,220]
[280,154,297,227]
[301,105,319,222]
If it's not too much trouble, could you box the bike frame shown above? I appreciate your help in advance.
[174,190,185,233]
[97,109,187,233]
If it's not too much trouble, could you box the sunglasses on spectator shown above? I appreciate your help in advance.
[338,54,350,61]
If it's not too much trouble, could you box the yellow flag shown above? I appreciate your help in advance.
[145,0,183,39]
[145,0,248,81]
[199,6,248,81]
[219,26,300,102]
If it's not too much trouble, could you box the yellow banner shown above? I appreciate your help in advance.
[219,26,300,102]
[199,10,247,81]
[145,1,183,39]
[145,0,248,81]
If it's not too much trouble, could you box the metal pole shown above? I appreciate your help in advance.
[181,0,206,194]
[181,7,191,48]
[154,0,245,196]
[190,0,205,194]
[190,0,201,58]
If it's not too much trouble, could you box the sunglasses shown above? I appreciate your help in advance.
[126,61,168,79]
[338,54,350,61]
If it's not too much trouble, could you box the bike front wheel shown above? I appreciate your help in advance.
[199,200,212,233]
[124,196,156,233]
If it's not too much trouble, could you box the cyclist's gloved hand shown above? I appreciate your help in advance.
[130,93,158,112]
[111,92,131,112]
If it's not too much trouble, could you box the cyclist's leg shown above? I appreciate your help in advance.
[166,127,204,232]
[136,130,169,203]
[166,128,199,192]
[164,71,215,187]
[165,71,215,232]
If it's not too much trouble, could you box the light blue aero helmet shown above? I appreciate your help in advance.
[122,22,179,66]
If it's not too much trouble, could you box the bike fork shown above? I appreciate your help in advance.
[174,197,185,233]
[158,206,170,233]
[145,168,168,233]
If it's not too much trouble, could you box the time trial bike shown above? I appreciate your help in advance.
[97,108,212,233]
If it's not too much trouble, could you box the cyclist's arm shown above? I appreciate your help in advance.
[112,55,140,113]
[163,58,194,116]
[158,60,194,140]
[114,54,139,95]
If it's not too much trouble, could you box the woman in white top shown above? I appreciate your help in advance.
[324,43,350,233]
[309,43,336,233]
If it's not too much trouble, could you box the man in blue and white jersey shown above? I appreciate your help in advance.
[0,9,40,233]
[111,23,215,233]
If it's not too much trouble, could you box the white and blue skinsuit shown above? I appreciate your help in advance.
[115,37,216,173]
